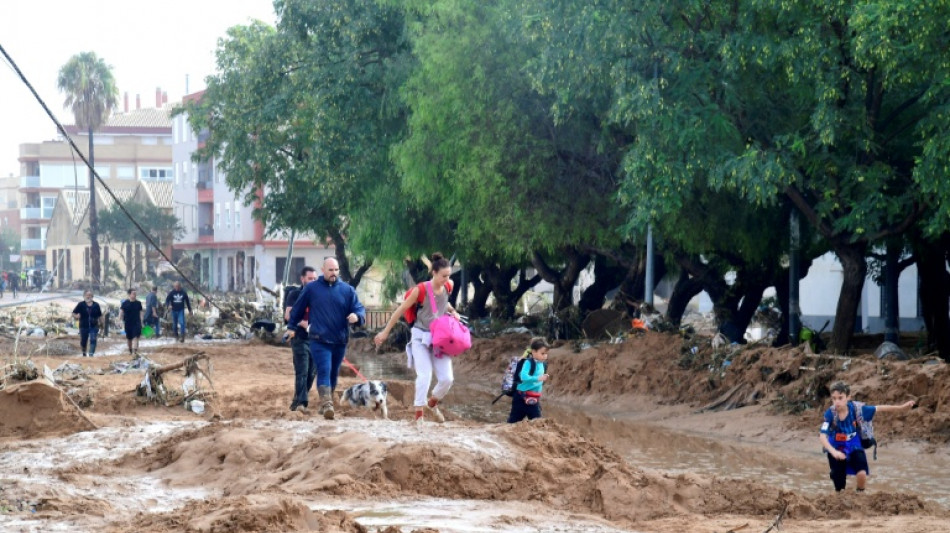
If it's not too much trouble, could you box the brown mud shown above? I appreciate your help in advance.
[1,328,948,532]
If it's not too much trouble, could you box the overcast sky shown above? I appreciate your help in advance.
[0,0,276,178]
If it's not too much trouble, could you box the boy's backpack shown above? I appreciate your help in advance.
[491,351,536,404]
[830,400,878,460]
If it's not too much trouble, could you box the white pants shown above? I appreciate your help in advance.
[408,327,454,407]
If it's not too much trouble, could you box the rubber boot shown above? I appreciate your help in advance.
[318,386,335,420]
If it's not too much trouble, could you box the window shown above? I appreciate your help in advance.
[42,197,56,218]
[193,206,197,231]
[117,166,135,179]
[139,167,174,180]
[215,203,220,228]
[225,204,231,228]
[235,207,241,229]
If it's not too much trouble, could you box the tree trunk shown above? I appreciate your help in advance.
[484,264,518,319]
[914,237,950,361]
[326,227,370,288]
[667,270,704,326]
[883,241,900,343]
[88,127,101,290]
[531,248,591,310]
[829,243,868,353]
[466,266,493,319]
[578,254,629,316]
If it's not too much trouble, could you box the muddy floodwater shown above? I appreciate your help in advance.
[2,331,948,533]
[350,350,950,509]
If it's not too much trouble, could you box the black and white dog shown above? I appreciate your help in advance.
[340,380,389,419]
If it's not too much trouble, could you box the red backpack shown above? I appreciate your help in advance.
[403,280,455,327]
[402,283,426,325]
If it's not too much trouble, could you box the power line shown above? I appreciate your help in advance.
[0,42,227,316]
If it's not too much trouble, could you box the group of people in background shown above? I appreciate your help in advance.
[72,281,194,357]
[0,270,23,299]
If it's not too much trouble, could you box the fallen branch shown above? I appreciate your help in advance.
[761,501,788,533]
[136,352,213,406]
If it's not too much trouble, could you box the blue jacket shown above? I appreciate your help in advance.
[288,276,365,345]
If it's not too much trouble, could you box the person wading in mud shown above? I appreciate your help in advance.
[288,257,366,420]
[819,381,915,493]
[508,337,550,423]
[118,288,145,356]
[165,281,193,343]
[284,265,317,412]
[374,252,462,424]
[72,290,104,357]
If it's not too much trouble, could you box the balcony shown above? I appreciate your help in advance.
[20,206,53,220]
[20,175,40,188]
[21,238,46,251]
[197,180,213,190]
[198,226,214,244]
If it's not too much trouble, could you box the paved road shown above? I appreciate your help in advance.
[0,290,84,308]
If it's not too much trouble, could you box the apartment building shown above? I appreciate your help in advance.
[16,89,173,270]
[172,91,332,292]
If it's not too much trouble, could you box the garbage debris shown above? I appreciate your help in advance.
[136,352,214,408]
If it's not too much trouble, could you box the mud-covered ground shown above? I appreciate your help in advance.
[1,313,949,532]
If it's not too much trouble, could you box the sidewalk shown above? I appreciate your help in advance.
[0,290,84,308]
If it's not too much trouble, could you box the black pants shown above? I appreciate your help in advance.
[291,336,316,407]
[507,392,542,423]
[827,449,869,491]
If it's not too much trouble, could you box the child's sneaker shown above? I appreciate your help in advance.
[414,409,425,425]
[426,397,445,423]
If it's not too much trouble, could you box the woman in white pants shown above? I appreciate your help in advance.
[374,253,461,422]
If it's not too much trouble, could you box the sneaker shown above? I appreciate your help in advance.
[426,397,445,423]
[81,353,86,357]
[290,402,299,412]
[414,409,425,424]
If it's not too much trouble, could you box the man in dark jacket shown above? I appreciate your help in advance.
[165,281,193,343]
[72,290,104,357]
[288,258,365,420]
[284,266,317,412]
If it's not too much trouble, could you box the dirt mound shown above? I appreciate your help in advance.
[444,332,950,444]
[0,380,97,439]
[95,415,943,528]
[109,496,367,533]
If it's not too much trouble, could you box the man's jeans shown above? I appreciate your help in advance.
[310,340,347,391]
[171,310,186,337]
[79,327,99,355]
[145,311,161,336]
[291,335,316,406]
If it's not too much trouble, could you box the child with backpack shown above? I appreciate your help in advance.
[819,381,915,493]
[507,337,550,423]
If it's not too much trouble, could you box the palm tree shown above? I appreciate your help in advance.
[57,51,118,290]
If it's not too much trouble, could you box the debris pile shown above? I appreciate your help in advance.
[136,352,214,410]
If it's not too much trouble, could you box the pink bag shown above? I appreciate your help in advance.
[426,281,471,357]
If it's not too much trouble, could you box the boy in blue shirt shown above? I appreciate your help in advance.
[508,338,550,423]
[819,381,915,492]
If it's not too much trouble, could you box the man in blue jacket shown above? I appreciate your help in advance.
[288,257,365,419]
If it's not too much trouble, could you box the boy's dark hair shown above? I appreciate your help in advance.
[127,288,136,295]
[151,286,158,292]
[529,337,550,351]
[300,266,316,278]
[430,252,450,272]
[830,381,851,395]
